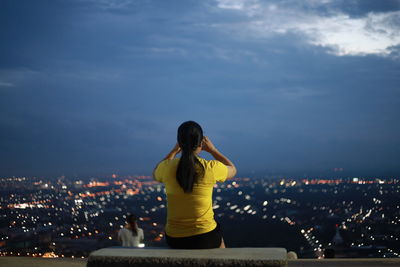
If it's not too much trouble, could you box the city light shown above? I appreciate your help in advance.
[0,175,399,259]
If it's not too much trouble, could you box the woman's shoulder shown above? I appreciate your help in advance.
[160,158,180,167]
[196,156,209,165]
[119,228,130,233]
[155,159,180,180]
[196,157,222,169]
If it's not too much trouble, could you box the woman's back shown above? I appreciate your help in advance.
[153,121,236,249]
[118,227,144,247]
[154,156,228,237]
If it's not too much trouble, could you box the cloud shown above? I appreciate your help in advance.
[216,0,243,10]
[213,0,400,57]
[0,81,15,87]
[1,0,400,176]
[76,0,136,10]
[295,11,400,56]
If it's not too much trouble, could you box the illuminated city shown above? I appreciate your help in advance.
[0,175,399,259]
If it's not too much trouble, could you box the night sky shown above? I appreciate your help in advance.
[1,0,400,178]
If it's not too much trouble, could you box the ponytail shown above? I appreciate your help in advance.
[176,121,205,193]
[127,214,138,236]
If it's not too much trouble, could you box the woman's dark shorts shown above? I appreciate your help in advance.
[165,223,223,249]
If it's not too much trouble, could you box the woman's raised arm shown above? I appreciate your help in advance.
[152,143,181,180]
[202,136,237,179]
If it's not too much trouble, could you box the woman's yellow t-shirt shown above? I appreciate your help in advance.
[154,156,228,237]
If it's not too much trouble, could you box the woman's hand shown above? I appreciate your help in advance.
[202,136,217,153]
[161,143,181,161]
[172,143,181,154]
[203,136,237,179]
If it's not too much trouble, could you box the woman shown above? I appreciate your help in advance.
[153,121,236,249]
[118,214,144,247]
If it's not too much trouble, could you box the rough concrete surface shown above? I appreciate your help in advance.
[1,256,400,267]
[86,247,288,267]
[0,256,87,267]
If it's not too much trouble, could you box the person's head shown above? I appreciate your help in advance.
[177,121,203,153]
[176,121,205,193]
[126,214,138,235]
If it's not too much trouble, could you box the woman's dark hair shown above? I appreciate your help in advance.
[176,121,205,193]
[127,214,138,236]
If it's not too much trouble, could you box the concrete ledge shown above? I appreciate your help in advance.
[86,247,288,267]
[1,256,399,267]
[0,257,87,267]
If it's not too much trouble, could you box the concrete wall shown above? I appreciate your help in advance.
[86,247,288,267]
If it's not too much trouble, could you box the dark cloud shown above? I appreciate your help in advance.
[269,0,400,17]
[0,0,400,177]
[332,0,400,17]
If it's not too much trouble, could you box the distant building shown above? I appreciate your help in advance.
[332,227,343,245]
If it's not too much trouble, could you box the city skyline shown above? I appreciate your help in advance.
[1,0,400,177]
[1,174,399,258]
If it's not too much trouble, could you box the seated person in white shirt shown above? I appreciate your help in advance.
[118,214,144,247]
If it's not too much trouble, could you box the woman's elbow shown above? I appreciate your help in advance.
[227,166,237,179]
[232,166,237,177]
[152,168,158,181]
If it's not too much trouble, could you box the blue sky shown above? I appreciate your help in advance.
[1,0,400,177]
